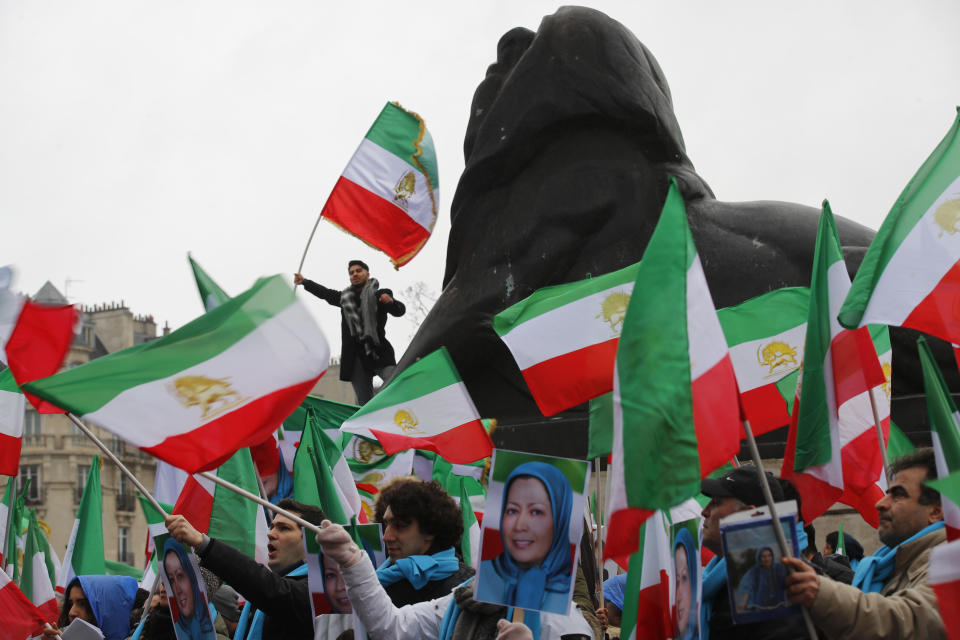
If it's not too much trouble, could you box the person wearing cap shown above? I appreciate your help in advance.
[784,448,947,640]
[294,261,405,405]
[211,585,241,638]
[699,465,809,640]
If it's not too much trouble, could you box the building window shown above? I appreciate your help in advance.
[116,473,135,512]
[23,411,41,436]
[75,465,89,504]
[118,526,131,565]
[18,465,40,504]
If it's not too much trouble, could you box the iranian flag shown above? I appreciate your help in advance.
[172,448,270,564]
[0,265,78,414]
[606,177,741,557]
[619,510,672,640]
[23,275,330,473]
[321,102,439,268]
[342,438,415,521]
[717,287,809,436]
[839,109,960,343]
[781,202,887,524]
[918,336,960,540]
[0,368,24,475]
[493,262,640,416]
[22,509,56,621]
[292,416,364,525]
[58,457,106,592]
[459,476,481,570]
[340,348,492,464]
[0,566,46,640]
[0,482,13,569]
[930,540,960,640]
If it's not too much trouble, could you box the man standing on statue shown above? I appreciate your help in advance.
[295,260,405,405]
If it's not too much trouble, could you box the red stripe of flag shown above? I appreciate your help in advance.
[5,301,77,414]
[520,339,619,416]
[370,419,493,464]
[691,355,741,478]
[831,326,885,405]
[903,261,960,344]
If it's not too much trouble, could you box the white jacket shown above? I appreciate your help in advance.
[341,555,594,639]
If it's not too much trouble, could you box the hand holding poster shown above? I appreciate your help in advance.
[475,450,589,615]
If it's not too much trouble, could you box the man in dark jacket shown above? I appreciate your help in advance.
[295,260,406,405]
[373,478,474,606]
[165,499,324,640]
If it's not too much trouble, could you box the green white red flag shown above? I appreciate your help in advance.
[839,108,960,343]
[929,539,960,640]
[459,477,481,570]
[0,565,46,640]
[172,448,270,563]
[606,177,741,557]
[22,509,56,621]
[493,262,639,416]
[340,348,492,464]
[23,275,330,473]
[321,102,439,268]
[58,457,106,592]
[717,287,809,435]
[342,436,414,521]
[619,510,672,640]
[0,369,24,476]
[781,202,887,524]
[918,337,960,540]
[0,265,78,415]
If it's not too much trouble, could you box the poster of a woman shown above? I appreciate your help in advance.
[162,537,218,640]
[475,452,588,615]
[673,527,699,640]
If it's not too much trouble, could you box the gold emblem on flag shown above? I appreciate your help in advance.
[881,361,892,399]
[757,341,800,376]
[596,292,631,335]
[352,439,387,464]
[933,196,960,237]
[169,375,247,420]
[394,409,423,434]
[393,171,416,211]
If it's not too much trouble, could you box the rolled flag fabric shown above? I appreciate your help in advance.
[493,262,639,417]
[717,287,809,436]
[459,477,481,570]
[0,265,78,414]
[58,457,106,592]
[918,337,960,540]
[23,275,330,473]
[607,177,741,557]
[839,108,960,344]
[0,565,47,640]
[321,101,439,268]
[0,368,25,476]
[619,510,673,640]
[22,509,57,621]
[781,202,887,524]
[340,348,492,464]
[929,539,960,640]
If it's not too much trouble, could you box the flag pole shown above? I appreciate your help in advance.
[139,574,161,625]
[867,388,891,482]
[295,213,325,286]
[742,418,818,640]
[66,413,168,518]
[595,457,605,611]
[198,471,323,536]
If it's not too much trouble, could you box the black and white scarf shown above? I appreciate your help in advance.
[340,278,382,357]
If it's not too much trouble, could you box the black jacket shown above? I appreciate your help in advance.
[384,561,475,608]
[302,278,406,380]
[197,538,312,640]
[707,583,810,640]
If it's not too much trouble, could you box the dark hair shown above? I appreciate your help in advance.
[890,447,940,506]
[58,578,90,629]
[348,260,369,271]
[825,530,864,561]
[277,498,326,528]
[374,478,463,553]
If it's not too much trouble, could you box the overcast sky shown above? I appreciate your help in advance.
[2,1,958,357]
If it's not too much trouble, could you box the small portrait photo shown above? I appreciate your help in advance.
[720,509,801,624]
[156,533,218,640]
[671,520,700,640]
[475,450,589,615]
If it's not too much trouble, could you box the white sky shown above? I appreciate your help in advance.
[2,1,958,357]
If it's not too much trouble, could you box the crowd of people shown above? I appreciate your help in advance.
[36,446,949,640]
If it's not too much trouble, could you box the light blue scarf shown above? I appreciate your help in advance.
[852,521,944,593]
[234,564,308,640]
[437,578,542,640]
[376,546,460,589]
[699,520,807,640]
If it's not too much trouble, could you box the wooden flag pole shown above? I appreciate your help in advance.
[139,574,161,625]
[67,413,168,518]
[867,388,892,482]
[198,470,323,537]
[742,418,818,640]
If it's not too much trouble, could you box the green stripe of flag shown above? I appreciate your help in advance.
[364,348,460,401]
[210,448,262,558]
[189,254,231,311]
[718,287,809,345]
[0,367,19,393]
[364,102,439,187]
[72,458,107,576]
[23,275,294,414]
[493,262,640,334]
[919,337,960,470]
